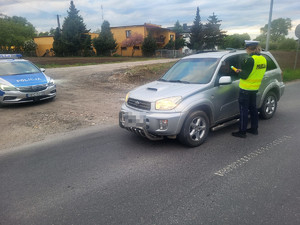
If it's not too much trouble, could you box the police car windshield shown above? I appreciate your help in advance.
[0,61,41,76]
[160,58,219,84]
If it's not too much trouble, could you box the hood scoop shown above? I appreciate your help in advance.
[147,87,158,91]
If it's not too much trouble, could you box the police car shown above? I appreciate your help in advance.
[0,54,56,105]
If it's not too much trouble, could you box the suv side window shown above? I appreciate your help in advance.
[217,55,241,83]
[262,54,277,71]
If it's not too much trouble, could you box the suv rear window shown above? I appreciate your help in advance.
[262,54,277,71]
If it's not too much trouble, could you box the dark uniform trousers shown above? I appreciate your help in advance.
[238,89,258,132]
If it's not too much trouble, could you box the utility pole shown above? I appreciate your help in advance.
[57,14,61,30]
[266,0,273,51]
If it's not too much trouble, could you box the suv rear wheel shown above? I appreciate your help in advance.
[260,91,277,119]
[179,111,209,147]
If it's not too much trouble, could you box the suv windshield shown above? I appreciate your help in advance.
[0,61,40,76]
[160,58,219,84]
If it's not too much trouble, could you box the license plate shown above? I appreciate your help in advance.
[121,112,146,127]
[27,92,45,97]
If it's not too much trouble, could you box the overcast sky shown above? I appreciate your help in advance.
[1,0,299,39]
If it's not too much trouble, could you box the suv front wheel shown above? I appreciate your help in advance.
[179,111,209,147]
[260,91,277,119]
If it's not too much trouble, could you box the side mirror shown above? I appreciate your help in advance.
[40,68,46,72]
[219,76,232,85]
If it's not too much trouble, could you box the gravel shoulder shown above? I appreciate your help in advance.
[0,59,178,151]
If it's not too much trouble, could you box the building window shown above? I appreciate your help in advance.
[121,47,127,50]
[170,35,174,40]
[126,30,131,38]
[133,46,140,50]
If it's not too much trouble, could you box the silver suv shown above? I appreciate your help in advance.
[119,50,285,147]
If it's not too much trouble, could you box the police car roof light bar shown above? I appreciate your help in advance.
[0,54,23,59]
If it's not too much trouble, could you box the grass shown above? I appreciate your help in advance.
[282,69,300,82]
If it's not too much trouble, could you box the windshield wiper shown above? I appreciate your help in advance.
[158,78,167,82]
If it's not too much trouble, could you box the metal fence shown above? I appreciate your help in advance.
[155,49,184,58]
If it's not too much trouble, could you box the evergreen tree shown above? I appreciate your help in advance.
[93,20,117,56]
[204,13,226,50]
[53,27,65,56]
[53,1,91,56]
[173,20,185,50]
[164,39,175,50]
[142,33,157,57]
[188,7,204,51]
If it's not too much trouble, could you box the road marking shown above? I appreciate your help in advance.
[214,135,292,177]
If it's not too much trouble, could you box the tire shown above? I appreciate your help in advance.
[178,111,210,147]
[260,91,277,119]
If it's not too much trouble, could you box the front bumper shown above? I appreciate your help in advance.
[119,103,185,139]
[0,85,56,104]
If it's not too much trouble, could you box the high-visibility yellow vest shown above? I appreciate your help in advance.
[239,55,267,91]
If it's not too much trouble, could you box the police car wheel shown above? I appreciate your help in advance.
[260,91,277,119]
[179,111,209,147]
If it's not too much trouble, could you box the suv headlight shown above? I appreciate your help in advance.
[125,92,130,103]
[0,84,17,91]
[155,96,182,110]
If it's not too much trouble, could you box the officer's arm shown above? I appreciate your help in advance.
[239,58,254,79]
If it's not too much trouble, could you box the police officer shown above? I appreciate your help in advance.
[232,40,267,138]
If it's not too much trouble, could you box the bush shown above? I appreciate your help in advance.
[278,38,297,50]
[142,34,157,57]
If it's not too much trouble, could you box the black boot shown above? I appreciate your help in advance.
[246,128,258,135]
[232,131,246,138]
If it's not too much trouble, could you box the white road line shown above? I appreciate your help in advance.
[214,135,292,177]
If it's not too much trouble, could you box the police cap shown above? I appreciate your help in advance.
[245,40,260,48]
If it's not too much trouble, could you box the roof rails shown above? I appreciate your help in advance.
[196,50,218,54]
[0,54,22,59]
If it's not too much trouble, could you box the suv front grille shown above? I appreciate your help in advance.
[18,84,47,92]
[127,98,151,110]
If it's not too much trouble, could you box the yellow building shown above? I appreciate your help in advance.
[34,36,55,57]
[111,23,175,57]
[33,23,175,57]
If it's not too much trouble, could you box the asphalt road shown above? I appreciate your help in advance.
[1,81,300,225]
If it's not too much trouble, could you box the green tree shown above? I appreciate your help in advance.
[172,20,186,50]
[142,33,157,57]
[53,1,91,56]
[258,18,292,42]
[23,39,37,56]
[188,7,204,51]
[38,28,55,37]
[38,31,50,37]
[53,27,65,56]
[221,33,250,49]
[164,39,175,50]
[0,14,36,52]
[204,13,226,50]
[92,20,117,56]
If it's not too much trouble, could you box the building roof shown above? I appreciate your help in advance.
[111,23,172,31]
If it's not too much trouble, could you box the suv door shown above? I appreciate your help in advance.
[211,54,243,123]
